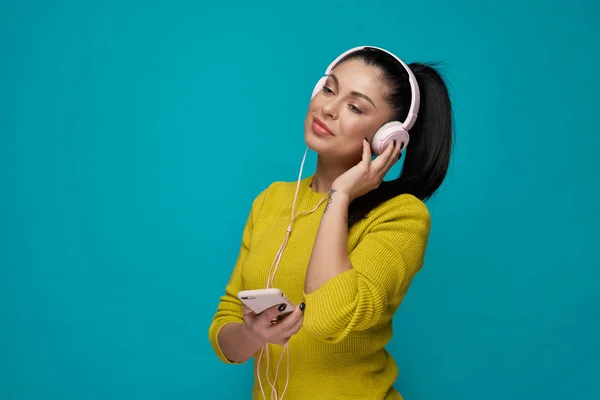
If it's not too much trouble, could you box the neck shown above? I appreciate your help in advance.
[310,155,353,194]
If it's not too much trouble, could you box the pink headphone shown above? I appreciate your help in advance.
[311,45,421,155]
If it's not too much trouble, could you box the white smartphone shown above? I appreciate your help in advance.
[237,288,295,315]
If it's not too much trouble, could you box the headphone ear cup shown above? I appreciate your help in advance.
[312,77,327,99]
[371,122,410,155]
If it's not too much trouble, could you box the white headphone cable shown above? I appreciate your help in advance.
[257,147,329,400]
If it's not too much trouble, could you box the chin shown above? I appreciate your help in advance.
[303,132,363,167]
[303,129,331,154]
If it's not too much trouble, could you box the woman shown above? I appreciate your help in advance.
[208,45,453,400]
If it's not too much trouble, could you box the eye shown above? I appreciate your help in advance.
[349,104,362,114]
[322,86,334,95]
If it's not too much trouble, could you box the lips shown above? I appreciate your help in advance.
[312,117,333,136]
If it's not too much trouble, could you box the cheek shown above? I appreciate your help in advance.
[309,100,322,114]
[340,114,372,140]
[304,102,317,119]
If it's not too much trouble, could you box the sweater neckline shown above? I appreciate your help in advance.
[298,175,331,207]
[302,174,329,193]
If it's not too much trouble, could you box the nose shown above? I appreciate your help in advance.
[321,98,339,120]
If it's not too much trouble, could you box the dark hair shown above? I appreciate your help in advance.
[336,47,454,229]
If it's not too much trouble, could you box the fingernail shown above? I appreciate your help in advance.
[278,304,286,312]
[299,303,305,312]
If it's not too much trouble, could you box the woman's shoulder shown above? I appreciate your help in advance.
[249,179,300,210]
[254,179,297,200]
[353,192,432,242]
[370,192,431,222]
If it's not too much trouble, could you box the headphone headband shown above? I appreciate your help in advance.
[325,46,420,131]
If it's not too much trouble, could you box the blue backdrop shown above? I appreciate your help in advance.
[1,1,598,399]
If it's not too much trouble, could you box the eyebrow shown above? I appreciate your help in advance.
[329,73,378,109]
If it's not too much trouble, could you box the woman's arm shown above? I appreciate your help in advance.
[217,304,305,363]
[302,193,431,343]
[217,322,266,363]
[208,185,270,363]
[302,140,430,343]
[208,182,305,362]
[304,189,353,294]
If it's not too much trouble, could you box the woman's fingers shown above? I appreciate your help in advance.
[383,141,402,172]
[372,140,397,174]
[362,138,372,167]
[259,304,289,328]
[243,302,305,346]
[272,304,302,333]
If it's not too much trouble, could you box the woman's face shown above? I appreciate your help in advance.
[304,58,394,164]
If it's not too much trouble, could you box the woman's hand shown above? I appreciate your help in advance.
[331,139,402,202]
[241,303,305,346]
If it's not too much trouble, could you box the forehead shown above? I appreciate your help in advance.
[330,58,386,99]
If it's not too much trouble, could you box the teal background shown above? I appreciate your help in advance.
[1,0,599,399]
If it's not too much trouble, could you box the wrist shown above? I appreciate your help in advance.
[240,321,267,347]
[330,188,352,204]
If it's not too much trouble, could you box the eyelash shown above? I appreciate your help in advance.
[322,86,363,114]
[349,104,361,114]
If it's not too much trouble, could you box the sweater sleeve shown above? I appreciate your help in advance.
[207,186,269,363]
[302,195,431,343]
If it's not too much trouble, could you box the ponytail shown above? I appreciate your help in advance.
[395,62,453,201]
[344,55,454,229]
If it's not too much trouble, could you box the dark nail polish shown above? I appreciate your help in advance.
[299,303,305,312]
[278,304,286,312]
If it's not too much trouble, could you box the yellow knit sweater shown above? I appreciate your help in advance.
[208,175,431,400]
